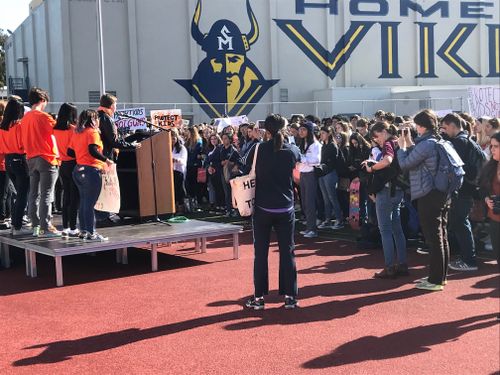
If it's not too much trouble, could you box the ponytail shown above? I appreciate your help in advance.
[264,114,286,152]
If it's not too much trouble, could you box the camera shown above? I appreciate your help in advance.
[492,195,500,215]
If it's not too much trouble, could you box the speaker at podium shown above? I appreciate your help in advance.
[116,131,175,219]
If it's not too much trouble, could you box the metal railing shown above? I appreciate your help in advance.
[43,97,467,123]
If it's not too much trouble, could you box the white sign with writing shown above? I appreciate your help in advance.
[150,109,183,129]
[468,86,500,119]
[114,107,147,133]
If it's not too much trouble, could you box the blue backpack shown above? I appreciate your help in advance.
[432,140,465,197]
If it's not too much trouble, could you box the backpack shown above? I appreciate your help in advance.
[432,140,465,197]
[463,137,486,186]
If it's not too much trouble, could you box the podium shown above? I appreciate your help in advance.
[116,131,175,218]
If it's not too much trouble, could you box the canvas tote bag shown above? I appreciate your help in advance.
[95,164,121,214]
[230,144,260,217]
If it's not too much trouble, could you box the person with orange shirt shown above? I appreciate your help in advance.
[0,97,30,235]
[0,99,15,231]
[54,103,80,237]
[20,87,60,237]
[68,109,113,242]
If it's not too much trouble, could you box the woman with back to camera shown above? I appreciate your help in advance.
[362,121,407,279]
[246,114,301,310]
[396,109,450,291]
[0,97,30,235]
[68,109,114,242]
[53,103,80,237]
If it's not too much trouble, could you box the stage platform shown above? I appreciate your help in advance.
[0,220,243,287]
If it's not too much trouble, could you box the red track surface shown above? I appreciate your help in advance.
[1,231,499,374]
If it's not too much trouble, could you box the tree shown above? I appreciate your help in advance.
[0,28,8,87]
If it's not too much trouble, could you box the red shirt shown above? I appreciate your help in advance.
[69,127,106,170]
[0,121,24,155]
[53,126,76,162]
[20,110,59,165]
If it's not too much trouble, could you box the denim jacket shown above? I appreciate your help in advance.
[397,132,439,200]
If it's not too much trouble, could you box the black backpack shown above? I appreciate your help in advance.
[462,136,486,186]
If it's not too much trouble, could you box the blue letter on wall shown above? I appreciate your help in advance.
[400,0,449,17]
[437,24,481,77]
[295,0,338,14]
[379,22,402,78]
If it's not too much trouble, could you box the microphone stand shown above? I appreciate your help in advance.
[115,112,172,226]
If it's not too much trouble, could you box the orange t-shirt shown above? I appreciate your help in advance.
[69,127,106,170]
[54,125,76,162]
[0,121,24,155]
[20,110,59,165]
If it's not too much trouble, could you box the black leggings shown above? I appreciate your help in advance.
[60,160,79,230]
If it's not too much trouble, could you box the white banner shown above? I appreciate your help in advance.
[467,86,500,118]
[150,109,183,129]
[215,115,248,133]
[114,107,147,133]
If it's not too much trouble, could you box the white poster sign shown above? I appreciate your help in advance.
[215,115,248,133]
[150,109,183,129]
[467,86,500,118]
[114,107,147,133]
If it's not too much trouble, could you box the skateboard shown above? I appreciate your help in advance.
[349,177,361,230]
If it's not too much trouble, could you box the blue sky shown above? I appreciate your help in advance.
[0,0,31,32]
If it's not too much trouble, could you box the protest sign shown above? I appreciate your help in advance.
[114,107,147,133]
[467,86,500,118]
[95,165,121,214]
[215,115,248,133]
[150,109,182,129]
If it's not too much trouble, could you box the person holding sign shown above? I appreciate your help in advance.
[68,110,114,242]
[246,114,301,311]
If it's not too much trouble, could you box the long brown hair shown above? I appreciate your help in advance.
[479,132,500,192]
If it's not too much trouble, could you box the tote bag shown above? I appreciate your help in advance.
[230,144,260,217]
[95,164,121,214]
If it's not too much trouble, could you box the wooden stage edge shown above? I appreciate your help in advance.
[0,220,243,287]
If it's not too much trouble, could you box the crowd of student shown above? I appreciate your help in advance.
[172,109,500,294]
[0,88,498,296]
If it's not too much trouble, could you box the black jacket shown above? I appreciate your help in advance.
[98,110,135,160]
[447,131,475,197]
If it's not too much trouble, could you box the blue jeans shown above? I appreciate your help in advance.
[375,187,407,267]
[448,196,476,266]
[318,171,343,222]
[73,165,102,234]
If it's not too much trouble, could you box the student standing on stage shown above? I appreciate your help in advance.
[53,103,80,237]
[0,98,27,234]
[97,93,139,223]
[171,128,188,212]
[246,114,301,310]
[20,88,60,237]
[68,109,114,242]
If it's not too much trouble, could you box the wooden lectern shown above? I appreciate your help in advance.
[117,131,175,218]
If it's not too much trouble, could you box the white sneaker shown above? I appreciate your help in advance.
[299,230,308,235]
[303,231,318,238]
[12,226,34,236]
[61,228,70,237]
